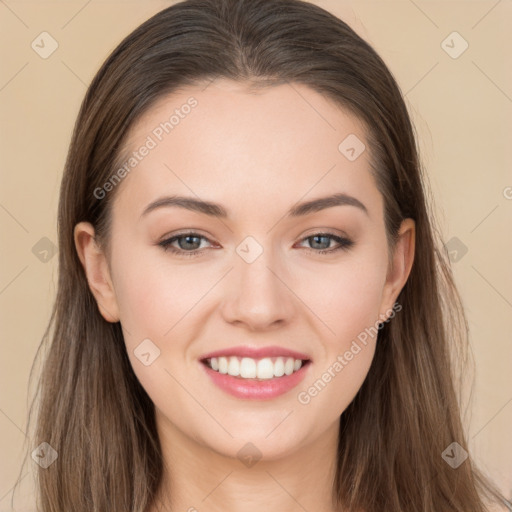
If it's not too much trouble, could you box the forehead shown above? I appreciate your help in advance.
[111,79,382,222]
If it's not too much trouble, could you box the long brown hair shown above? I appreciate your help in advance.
[15,0,506,510]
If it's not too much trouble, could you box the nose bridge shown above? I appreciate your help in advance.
[221,235,295,329]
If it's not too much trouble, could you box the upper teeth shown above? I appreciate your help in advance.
[208,356,304,379]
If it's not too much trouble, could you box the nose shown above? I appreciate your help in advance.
[220,245,296,331]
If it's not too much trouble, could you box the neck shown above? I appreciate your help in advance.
[149,411,341,512]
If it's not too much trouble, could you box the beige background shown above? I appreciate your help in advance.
[1,0,511,509]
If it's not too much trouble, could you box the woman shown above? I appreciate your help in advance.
[20,0,507,510]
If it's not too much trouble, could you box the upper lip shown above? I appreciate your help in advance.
[200,345,311,361]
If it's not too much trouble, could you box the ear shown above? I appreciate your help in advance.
[74,222,120,323]
[379,218,415,320]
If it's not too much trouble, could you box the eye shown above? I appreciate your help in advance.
[158,232,214,257]
[296,232,354,254]
[157,231,354,258]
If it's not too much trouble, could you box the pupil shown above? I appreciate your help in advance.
[311,235,329,249]
[180,235,200,250]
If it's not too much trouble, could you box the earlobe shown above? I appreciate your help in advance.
[73,222,120,323]
[379,218,416,321]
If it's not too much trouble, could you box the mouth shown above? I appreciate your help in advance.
[201,356,311,380]
[199,355,312,400]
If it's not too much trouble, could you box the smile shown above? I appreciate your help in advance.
[200,356,311,400]
[204,356,306,379]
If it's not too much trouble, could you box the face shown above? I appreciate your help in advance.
[76,79,414,462]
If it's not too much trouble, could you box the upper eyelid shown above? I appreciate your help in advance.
[162,226,351,240]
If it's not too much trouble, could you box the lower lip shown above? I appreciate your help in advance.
[200,360,311,400]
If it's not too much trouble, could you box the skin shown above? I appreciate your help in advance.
[74,79,415,512]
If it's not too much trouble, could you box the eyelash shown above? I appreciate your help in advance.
[157,231,354,258]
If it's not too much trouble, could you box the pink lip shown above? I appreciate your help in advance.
[200,360,311,400]
[199,345,311,361]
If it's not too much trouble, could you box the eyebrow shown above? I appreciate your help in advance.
[140,192,368,219]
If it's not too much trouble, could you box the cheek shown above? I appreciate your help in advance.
[292,253,387,346]
[332,267,385,342]
[310,263,388,416]
[297,271,383,419]
[110,249,207,410]
[111,246,215,341]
